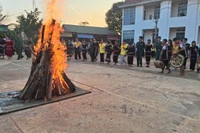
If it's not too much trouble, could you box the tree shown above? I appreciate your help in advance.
[0,5,7,24]
[105,2,123,34]
[14,8,42,39]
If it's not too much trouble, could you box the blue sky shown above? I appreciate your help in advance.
[1,0,123,27]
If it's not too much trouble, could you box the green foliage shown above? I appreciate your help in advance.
[105,2,123,34]
[0,5,7,24]
[14,8,42,39]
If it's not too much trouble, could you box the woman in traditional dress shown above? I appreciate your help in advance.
[127,42,135,66]
[160,39,171,74]
[145,39,152,67]
[24,39,32,60]
[105,41,112,64]
[113,41,120,65]
[167,39,173,60]
[189,41,198,71]
[5,37,14,59]
[0,36,5,59]
[67,40,74,60]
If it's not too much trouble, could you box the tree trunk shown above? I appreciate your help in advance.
[19,20,76,101]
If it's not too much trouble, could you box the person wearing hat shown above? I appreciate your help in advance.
[155,36,162,61]
[136,36,145,67]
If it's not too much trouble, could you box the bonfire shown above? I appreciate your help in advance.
[20,0,75,101]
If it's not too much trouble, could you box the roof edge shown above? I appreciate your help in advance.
[119,0,162,8]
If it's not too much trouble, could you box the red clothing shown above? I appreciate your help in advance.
[5,40,14,57]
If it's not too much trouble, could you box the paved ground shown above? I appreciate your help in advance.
[0,55,200,133]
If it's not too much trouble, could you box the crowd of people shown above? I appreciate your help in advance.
[0,35,33,60]
[1,34,200,76]
[65,37,200,76]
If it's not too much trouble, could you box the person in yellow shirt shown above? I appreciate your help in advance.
[120,40,128,65]
[74,38,81,60]
[99,39,106,63]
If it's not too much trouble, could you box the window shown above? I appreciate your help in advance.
[176,28,185,40]
[178,4,187,17]
[154,8,160,19]
[124,7,136,25]
[144,9,146,20]
[123,30,134,43]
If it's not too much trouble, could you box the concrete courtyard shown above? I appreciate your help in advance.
[0,56,200,133]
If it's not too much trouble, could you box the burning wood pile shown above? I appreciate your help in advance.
[20,0,75,101]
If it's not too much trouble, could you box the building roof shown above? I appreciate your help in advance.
[120,0,162,8]
[0,25,8,32]
[125,0,143,4]
[62,24,119,36]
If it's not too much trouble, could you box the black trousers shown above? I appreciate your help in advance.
[137,52,142,67]
[113,55,118,63]
[146,56,151,65]
[90,52,95,62]
[25,49,32,58]
[75,49,81,60]
[184,57,188,68]
[190,58,197,70]
[105,53,111,63]
[100,53,104,63]
[152,51,155,58]
[127,56,133,65]
[82,52,87,60]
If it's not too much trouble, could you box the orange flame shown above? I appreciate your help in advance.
[34,0,68,91]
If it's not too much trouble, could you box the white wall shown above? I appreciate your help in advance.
[197,27,200,44]
[121,0,200,44]
[185,0,199,43]
[143,30,153,43]
[169,28,176,40]
[171,2,179,17]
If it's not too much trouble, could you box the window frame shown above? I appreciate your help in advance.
[123,30,135,43]
[178,4,187,17]
[154,8,160,19]
[124,7,136,25]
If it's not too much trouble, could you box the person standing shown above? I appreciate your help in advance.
[5,37,14,59]
[160,39,171,74]
[145,39,152,67]
[24,39,32,60]
[167,39,173,60]
[189,41,198,71]
[14,34,24,60]
[81,40,88,61]
[136,36,145,67]
[127,42,135,66]
[93,39,99,61]
[155,36,162,61]
[89,39,95,62]
[120,40,128,65]
[66,40,74,60]
[74,38,81,60]
[182,38,190,69]
[173,38,186,76]
[99,39,106,63]
[105,41,112,64]
[113,41,120,65]
[0,36,5,59]
[152,45,155,58]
